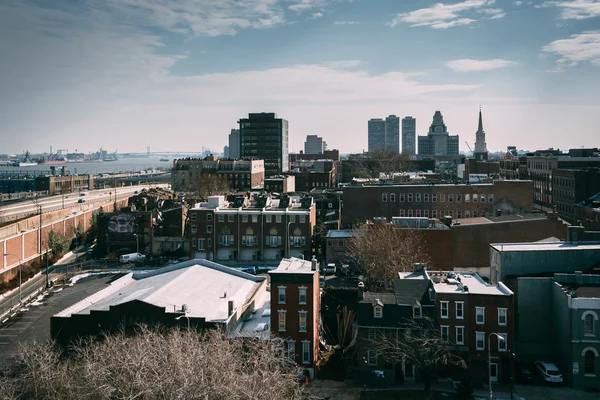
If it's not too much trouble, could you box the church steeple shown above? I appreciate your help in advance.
[478,105,483,133]
[473,106,488,161]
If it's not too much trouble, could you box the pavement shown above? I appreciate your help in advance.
[0,275,115,366]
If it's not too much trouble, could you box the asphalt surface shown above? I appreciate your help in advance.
[0,275,115,366]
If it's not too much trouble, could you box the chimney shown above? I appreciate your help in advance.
[358,281,364,300]
[575,271,584,285]
[228,300,234,317]
[311,256,317,271]
[413,263,426,274]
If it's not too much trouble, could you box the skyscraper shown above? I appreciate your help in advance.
[417,111,459,156]
[385,115,400,154]
[228,129,240,159]
[402,116,416,156]
[239,113,289,177]
[368,118,386,153]
[473,107,488,161]
[304,135,327,155]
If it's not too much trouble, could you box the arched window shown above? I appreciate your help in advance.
[583,311,597,335]
[584,350,595,375]
[245,227,254,235]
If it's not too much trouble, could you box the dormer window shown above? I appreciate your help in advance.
[374,305,383,318]
[413,306,422,319]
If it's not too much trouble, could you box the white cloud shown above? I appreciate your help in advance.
[334,20,360,25]
[446,58,518,71]
[536,0,600,19]
[542,31,600,67]
[513,1,523,5]
[388,0,505,29]
[311,12,324,18]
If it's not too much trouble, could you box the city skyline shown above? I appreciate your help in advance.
[1,0,599,154]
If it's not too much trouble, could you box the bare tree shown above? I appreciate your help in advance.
[0,327,308,400]
[372,317,466,399]
[347,149,412,181]
[174,173,230,208]
[345,224,431,292]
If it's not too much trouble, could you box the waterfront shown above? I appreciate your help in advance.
[0,158,171,175]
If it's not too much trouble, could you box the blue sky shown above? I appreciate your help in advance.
[1,0,599,154]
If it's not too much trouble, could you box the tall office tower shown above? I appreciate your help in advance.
[304,135,327,155]
[368,118,386,152]
[402,116,416,156]
[473,107,488,161]
[239,113,289,177]
[228,129,241,159]
[417,110,459,156]
[224,145,230,159]
[385,115,400,154]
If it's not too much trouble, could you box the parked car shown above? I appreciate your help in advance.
[534,361,563,383]
[119,252,146,264]
[78,199,86,203]
[516,363,535,384]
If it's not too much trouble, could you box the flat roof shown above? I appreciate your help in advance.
[490,241,600,252]
[269,257,316,275]
[429,271,512,295]
[232,291,271,338]
[54,260,266,322]
[326,229,353,239]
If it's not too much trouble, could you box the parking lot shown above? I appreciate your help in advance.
[0,275,116,366]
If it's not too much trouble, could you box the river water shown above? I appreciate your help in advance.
[0,158,172,176]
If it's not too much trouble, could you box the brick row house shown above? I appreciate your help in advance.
[356,264,514,385]
[188,195,316,262]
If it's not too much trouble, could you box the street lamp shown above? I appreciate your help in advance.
[3,253,22,303]
[488,332,505,400]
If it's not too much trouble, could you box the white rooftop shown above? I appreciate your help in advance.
[491,241,600,252]
[269,257,316,274]
[326,229,353,239]
[429,271,513,296]
[55,260,266,322]
[231,291,271,339]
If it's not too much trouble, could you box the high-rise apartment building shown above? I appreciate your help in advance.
[417,111,459,156]
[304,135,327,155]
[402,116,416,156]
[228,129,240,159]
[368,115,400,153]
[473,108,488,161]
[239,113,289,177]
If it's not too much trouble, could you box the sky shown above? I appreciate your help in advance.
[1,0,599,155]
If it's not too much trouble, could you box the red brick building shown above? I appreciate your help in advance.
[342,180,534,227]
[171,156,265,191]
[269,257,321,378]
[188,195,316,263]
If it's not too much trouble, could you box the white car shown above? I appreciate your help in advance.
[534,361,563,383]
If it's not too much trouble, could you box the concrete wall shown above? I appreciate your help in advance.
[551,282,573,384]
[515,277,554,361]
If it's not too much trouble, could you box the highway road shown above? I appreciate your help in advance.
[0,184,167,221]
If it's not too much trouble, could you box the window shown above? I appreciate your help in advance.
[476,307,485,324]
[399,193,405,202]
[207,238,212,247]
[192,238,196,247]
[440,301,449,318]
[584,312,596,335]
[252,215,258,223]
[456,326,465,345]
[206,213,213,222]
[299,311,307,332]
[432,193,437,202]
[457,210,462,218]
[242,235,257,246]
[424,210,429,217]
[218,214,224,222]
[242,215,248,223]
[465,194,470,203]
[278,286,286,304]
[432,209,438,218]
[476,331,485,350]
[299,286,307,304]
[206,225,213,233]
[399,210,405,217]
[498,308,507,326]
[228,214,234,222]
[219,235,234,246]
[287,341,296,362]
[416,209,421,217]
[368,328,376,340]
[488,194,494,203]
[456,302,464,319]
[390,193,396,202]
[278,310,286,331]
[416,193,421,202]
[266,215,272,223]
[267,236,282,247]
[473,194,478,203]
[290,215,296,223]
[407,193,413,202]
[441,326,449,341]
[480,194,486,203]
[367,349,377,366]
[374,306,383,318]
[424,193,429,202]
[191,225,197,234]
[448,194,454,202]
[198,238,206,250]
[300,215,306,223]
[413,306,422,319]
[302,341,311,364]
[498,334,507,352]
[276,215,282,223]
[191,213,197,222]
[456,194,462,202]
[440,193,445,202]
[382,193,388,202]
[407,209,413,217]
[584,350,596,375]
